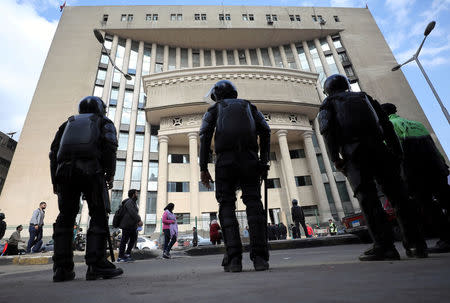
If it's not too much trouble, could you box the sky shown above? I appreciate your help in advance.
[0,0,449,156]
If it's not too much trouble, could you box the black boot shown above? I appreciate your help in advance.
[427,240,450,254]
[86,259,123,280]
[246,200,270,266]
[359,245,400,261]
[53,265,75,282]
[253,256,269,271]
[219,204,243,269]
[52,224,75,282]
[222,254,242,272]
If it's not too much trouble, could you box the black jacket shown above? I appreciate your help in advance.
[199,99,270,172]
[291,205,305,222]
[0,220,6,240]
[119,198,141,230]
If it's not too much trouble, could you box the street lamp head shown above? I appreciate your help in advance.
[124,74,132,80]
[93,29,105,44]
[424,21,436,36]
[391,65,401,71]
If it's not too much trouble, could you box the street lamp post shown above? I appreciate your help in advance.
[392,21,450,124]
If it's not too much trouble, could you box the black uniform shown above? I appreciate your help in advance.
[200,80,271,271]
[50,96,122,281]
[291,201,308,238]
[318,74,426,260]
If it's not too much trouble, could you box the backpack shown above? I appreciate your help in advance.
[57,113,102,163]
[112,199,128,228]
[214,98,257,153]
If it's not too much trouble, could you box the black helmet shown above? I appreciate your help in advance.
[323,74,350,96]
[210,80,238,101]
[292,199,298,205]
[0,213,4,220]
[381,103,397,115]
[78,96,106,115]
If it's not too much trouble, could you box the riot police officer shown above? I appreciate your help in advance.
[200,80,271,271]
[318,74,427,261]
[50,96,123,282]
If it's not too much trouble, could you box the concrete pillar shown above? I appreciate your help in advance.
[314,38,331,77]
[302,131,331,222]
[101,35,119,103]
[327,35,346,75]
[199,49,205,67]
[175,47,181,69]
[245,49,251,65]
[211,49,216,66]
[188,132,200,220]
[276,130,298,207]
[256,48,263,66]
[150,43,157,74]
[279,45,289,68]
[139,122,151,234]
[163,45,169,72]
[188,48,193,68]
[234,49,239,65]
[312,119,345,219]
[268,47,276,67]
[113,38,132,131]
[302,41,316,73]
[290,42,301,70]
[222,50,228,65]
[156,135,169,231]
[346,180,360,213]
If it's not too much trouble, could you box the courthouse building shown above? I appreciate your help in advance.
[0,5,445,236]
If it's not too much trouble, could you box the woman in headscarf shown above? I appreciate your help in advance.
[162,203,178,259]
[210,219,222,245]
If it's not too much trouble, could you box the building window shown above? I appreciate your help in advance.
[127,14,133,22]
[146,14,151,21]
[201,14,207,20]
[266,14,271,21]
[195,14,200,20]
[266,178,281,189]
[295,176,312,187]
[350,81,361,92]
[199,181,215,192]
[337,181,350,202]
[318,15,324,23]
[312,15,317,22]
[177,14,182,21]
[118,132,128,151]
[107,106,116,120]
[226,50,235,65]
[345,66,355,77]
[269,152,277,161]
[225,14,231,20]
[215,50,223,65]
[168,47,176,71]
[302,205,319,217]
[115,160,125,181]
[100,54,109,65]
[219,14,224,21]
[242,14,248,21]
[204,49,212,66]
[146,192,157,214]
[333,37,343,49]
[296,15,301,21]
[249,14,254,21]
[289,15,295,21]
[339,52,349,64]
[334,15,340,22]
[168,154,189,164]
[260,48,271,66]
[131,161,142,181]
[103,14,108,23]
[320,38,330,52]
[290,149,305,159]
[170,14,176,21]
[175,213,190,225]
[111,190,123,213]
[121,14,127,21]
[316,154,327,174]
[238,49,246,64]
[153,14,158,21]
[192,49,200,67]
[167,182,189,192]
[272,14,278,21]
[284,44,296,69]
[296,44,310,71]
[249,49,258,65]
[272,47,284,67]
[148,161,158,182]
[93,85,103,98]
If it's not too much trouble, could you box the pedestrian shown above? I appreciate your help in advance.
[5,225,25,255]
[318,74,427,261]
[0,213,6,241]
[49,96,123,282]
[162,203,178,259]
[291,199,308,238]
[209,220,222,245]
[328,219,337,236]
[381,103,450,254]
[306,223,314,238]
[290,224,299,239]
[273,223,281,240]
[243,226,249,239]
[192,227,198,247]
[118,189,143,262]
[26,201,46,253]
[279,223,287,240]
[267,223,276,241]
[200,80,271,272]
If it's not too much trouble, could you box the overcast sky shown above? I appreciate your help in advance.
[0,0,449,155]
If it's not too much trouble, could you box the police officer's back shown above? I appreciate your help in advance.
[199,80,271,272]
[318,74,426,261]
[49,96,123,282]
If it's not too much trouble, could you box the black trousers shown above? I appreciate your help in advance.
[53,173,109,269]
[119,228,137,258]
[294,221,308,238]
[215,151,268,261]
[344,144,426,251]
[163,229,177,253]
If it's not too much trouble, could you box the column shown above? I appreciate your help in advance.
[302,41,316,73]
[279,45,289,68]
[222,50,228,65]
[314,38,331,77]
[290,43,302,70]
[276,130,299,208]
[188,48,193,68]
[122,41,144,200]
[245,49,251,65]
[150,43,157,74]
[139,122,151,234]
[256,48,263,66]
[156,135,169,231]
[233,49,239,65]
[211,49,216,66]
[163,45,169,72]
[175,47,181,69]
[199,49,205,67]
[188,132,200,220]
[302,131,332,222]
[101,35,119,103]
[345,180,360,213]
[113,38,132,131]
[268,47,276,67]
[312,119,345,219]
[327,35,346,75]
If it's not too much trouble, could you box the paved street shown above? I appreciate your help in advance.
[1,242,449,303]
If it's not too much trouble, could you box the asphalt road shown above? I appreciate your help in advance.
[0,242,449,303]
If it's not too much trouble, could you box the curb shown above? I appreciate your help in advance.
[185,234,361,256]
[0,249,158,266]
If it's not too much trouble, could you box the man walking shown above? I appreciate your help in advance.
[118,189,142,262]
[200,80,271,272]
[291,199,308,238]
[318,74,427,261]
[50,96,123,282]
[26,201,46,253]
